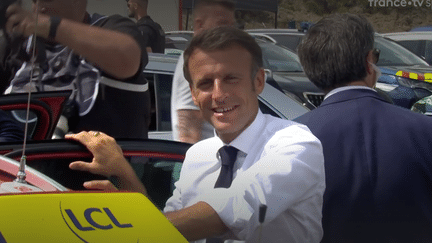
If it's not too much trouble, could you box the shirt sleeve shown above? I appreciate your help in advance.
[95,14,148,79]
[163,176,184,213]
[196,125,325,240]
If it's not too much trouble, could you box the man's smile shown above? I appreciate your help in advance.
[212,105,238,115]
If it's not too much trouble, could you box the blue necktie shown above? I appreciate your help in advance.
[207,146,239,243]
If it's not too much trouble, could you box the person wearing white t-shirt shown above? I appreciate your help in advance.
[171,0,236,143]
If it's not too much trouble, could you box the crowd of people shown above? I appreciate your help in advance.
[1,0,431,242]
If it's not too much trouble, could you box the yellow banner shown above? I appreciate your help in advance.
[0,192,187,242]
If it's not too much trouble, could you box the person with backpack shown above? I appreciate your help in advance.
[127,0,165,54]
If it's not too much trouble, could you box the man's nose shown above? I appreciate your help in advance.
[212,79,228,102]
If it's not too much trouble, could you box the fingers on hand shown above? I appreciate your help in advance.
[66,131,100,150]
[66,131,118,153]
[66,131,108,142]
[69,161,91,172]
[83,180,118,191]
[70,159,112,177]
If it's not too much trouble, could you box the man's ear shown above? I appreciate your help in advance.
[254,68,266,95]
[193,18,203,33]
[365,50,374,75]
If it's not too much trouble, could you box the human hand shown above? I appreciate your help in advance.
[66,131,130,178]
[83,180,118,191]
[5,3,50,38]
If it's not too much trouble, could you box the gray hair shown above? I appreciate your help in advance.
[297,13,375,91]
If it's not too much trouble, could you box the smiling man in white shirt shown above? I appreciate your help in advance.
[68,26,325,242]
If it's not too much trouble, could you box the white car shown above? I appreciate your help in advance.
[383,31,432,65]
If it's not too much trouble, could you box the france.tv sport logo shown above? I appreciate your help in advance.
[368,0,432,8]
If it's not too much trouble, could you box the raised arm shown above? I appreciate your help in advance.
[5,4,141,79]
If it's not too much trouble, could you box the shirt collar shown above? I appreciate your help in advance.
[219,110,264,155]
[325,86,377,100]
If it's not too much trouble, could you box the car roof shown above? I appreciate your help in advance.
[382,31,432,41]
[146,53,179,73]
[246,28,304,34]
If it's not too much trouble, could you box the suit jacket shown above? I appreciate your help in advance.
[295,88,432,243]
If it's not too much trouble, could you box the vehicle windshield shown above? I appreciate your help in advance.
[374,36,429,66]
[259,42,304,72]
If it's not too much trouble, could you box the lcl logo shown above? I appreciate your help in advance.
[64,207,133,231]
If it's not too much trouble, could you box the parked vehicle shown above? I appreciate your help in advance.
[246,28,305,52]
[165,31,325,109]
[247,29,432,110]
[0,138,190,242]
[410,26,432,32]
[411,94,432,116]
[374,34,432,108]
[383,31,432,65]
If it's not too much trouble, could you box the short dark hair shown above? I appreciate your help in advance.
[297,13,375,91]
[126,0,148,5]
[183,26,263,84]
[193,0,235,13]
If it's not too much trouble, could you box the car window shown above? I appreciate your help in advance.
[270,35,304,52]
[397,40,425,58]
[259,42,303,72]
[132,158,181,209]
[375,36,429,66]
[425,41,432,65]
[146,72,173,132]
[154,73,173,131]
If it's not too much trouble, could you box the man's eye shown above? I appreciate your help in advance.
[225,76,239,83]
[197,80,213,89]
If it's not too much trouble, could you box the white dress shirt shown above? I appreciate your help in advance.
[164,111,326,243]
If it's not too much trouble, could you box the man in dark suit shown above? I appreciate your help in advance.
[295,13,432,243]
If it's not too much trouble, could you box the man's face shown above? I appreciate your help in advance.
[126,0,136,18]
[194,5,235,35]
[188,45,265,143]
[32,0,77,20]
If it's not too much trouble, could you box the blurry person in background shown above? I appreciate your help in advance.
[171,0,236,144]
[127,0,165,53]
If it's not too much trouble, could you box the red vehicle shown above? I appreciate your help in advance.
[0,91,189,242]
